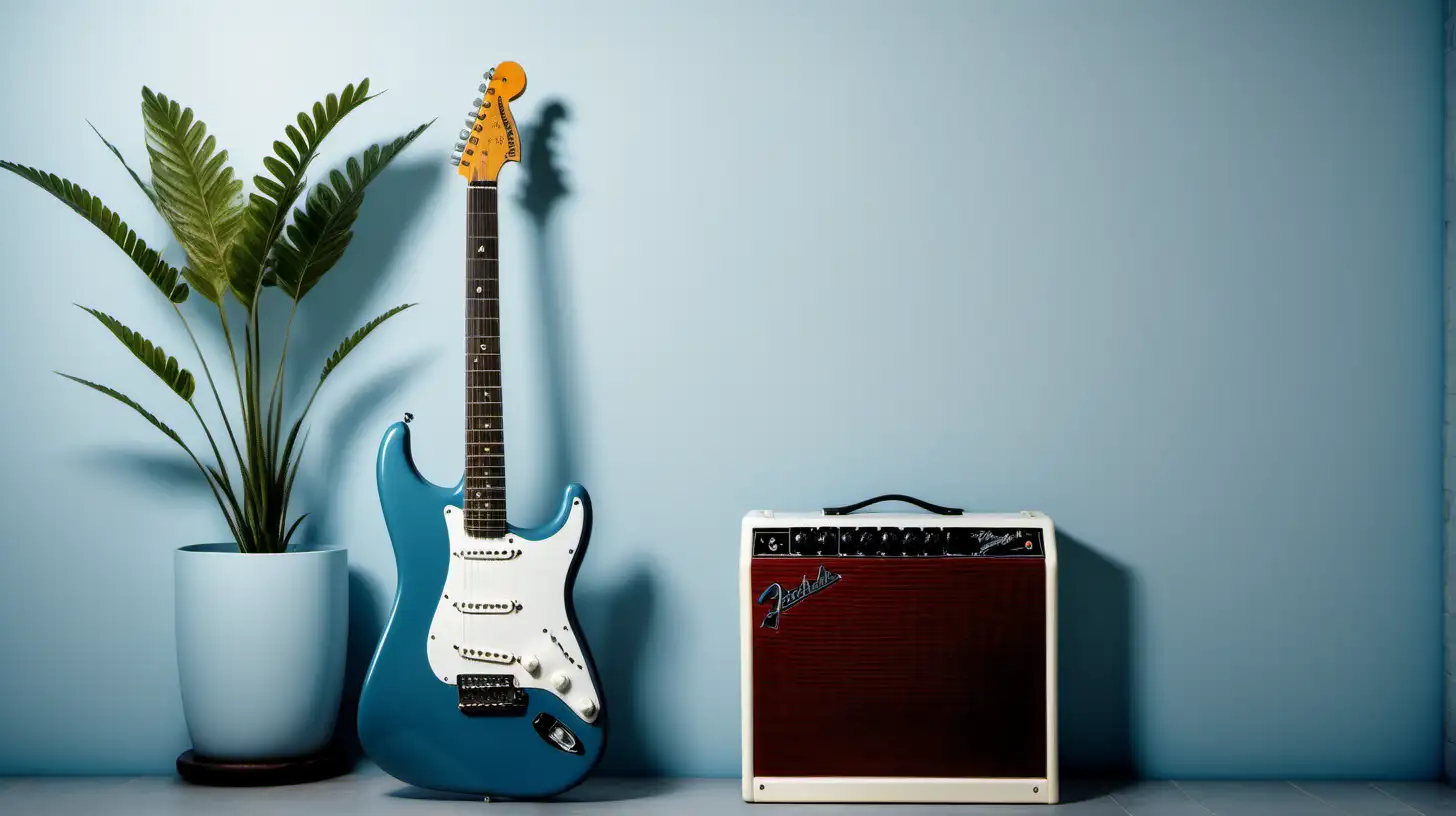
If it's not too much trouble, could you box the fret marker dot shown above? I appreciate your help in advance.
[475,287,482,293]
[475,492,481,497]
[480,344,486,351]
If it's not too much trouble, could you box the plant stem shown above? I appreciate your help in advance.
[172,430,246,551]
[171,304,247,486]
[217,299,265,551]
[267,301,300,462]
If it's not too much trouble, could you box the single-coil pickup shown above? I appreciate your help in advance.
[455,548,522,561]
[454,646,516,665]
[454,600,521,615]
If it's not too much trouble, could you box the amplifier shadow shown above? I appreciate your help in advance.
[1057,531,1137,791]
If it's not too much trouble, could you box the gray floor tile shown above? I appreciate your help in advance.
[0,773,1445,815]
[1105,781,1213,815]
[1374,781,1456,814]
[1173,780,1341,815]
[1291,781,1421,815]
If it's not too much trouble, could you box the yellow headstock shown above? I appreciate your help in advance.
[453,61,527,183]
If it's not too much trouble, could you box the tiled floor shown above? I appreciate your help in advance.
[0,767,1452,814]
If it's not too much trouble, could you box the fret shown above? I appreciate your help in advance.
[463,183,506,535]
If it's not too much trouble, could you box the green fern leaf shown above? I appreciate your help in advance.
[87,120,157,207]
[273,121,433,301]
[320,303,415,383]
[0,162,188,303]
[56,373,188,448]
[141,87,245,305]
[230,79,376,310]
[76,305,196,401]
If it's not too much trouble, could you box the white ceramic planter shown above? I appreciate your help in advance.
[174,544,348,760]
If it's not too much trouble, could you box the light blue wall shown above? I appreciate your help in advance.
[0,0,1442,779]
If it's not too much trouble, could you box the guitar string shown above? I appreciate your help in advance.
[465,181,502,654]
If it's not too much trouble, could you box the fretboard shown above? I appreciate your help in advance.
[465,181,505,538]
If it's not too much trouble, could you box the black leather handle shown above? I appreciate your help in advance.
[822,494,963,516]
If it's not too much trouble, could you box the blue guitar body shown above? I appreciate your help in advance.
[356,421,606,798]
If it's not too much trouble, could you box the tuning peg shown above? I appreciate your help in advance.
[479,83,489,93]
[450,152,463,165]
[473,97,484,108]
[459,129,470,140]
[483,69,495,80]
[454,141,467,152]
[465,116,477,127]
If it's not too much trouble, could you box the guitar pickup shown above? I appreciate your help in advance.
[454,548,522,561]
[453,600,521,615]
[457,673,528,717]
[454,645,516,665]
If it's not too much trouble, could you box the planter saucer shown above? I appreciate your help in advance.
[176,746,351,786]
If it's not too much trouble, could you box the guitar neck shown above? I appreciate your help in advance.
[464,181,505,538]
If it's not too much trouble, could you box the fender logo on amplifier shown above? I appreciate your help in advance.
[756,565,841,629]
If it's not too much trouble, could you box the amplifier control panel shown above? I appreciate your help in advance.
[751,526,1043,558]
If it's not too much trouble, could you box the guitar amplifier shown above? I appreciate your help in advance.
[739,495,1058,804]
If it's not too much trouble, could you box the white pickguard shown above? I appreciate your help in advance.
[426,502,600,723]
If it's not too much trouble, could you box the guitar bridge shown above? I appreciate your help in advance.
[457,674,528,717]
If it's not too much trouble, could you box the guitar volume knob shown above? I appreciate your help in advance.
[521,654,540,674]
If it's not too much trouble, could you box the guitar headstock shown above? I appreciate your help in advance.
[452,61,527,183]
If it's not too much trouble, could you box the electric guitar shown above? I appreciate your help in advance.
[357,61,605,798]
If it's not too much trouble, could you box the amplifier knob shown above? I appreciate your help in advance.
[858,528,876,551]
[816,529,834,552]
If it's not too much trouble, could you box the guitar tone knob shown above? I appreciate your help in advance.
[577,698,597,718]
[551,672,571,693]
[521,654,540,674]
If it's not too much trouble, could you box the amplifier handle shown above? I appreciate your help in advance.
[822,494,964,516]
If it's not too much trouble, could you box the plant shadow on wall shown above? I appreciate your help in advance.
[100,159,445,763]
[513,101,665,780]
[283,159,444,760]
[1056,531,1137,794]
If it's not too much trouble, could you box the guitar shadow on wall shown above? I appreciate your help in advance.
[516,100,666,779]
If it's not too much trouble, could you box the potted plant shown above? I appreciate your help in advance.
[1,80,430,776]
